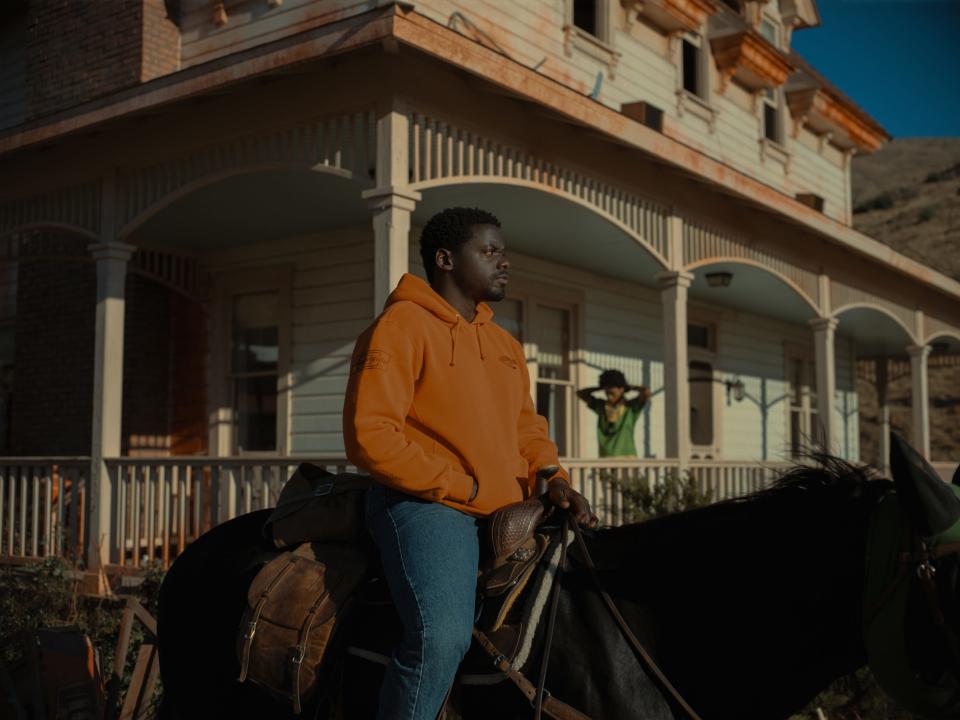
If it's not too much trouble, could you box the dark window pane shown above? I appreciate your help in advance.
[232,292,279,373]
[688,323,710,349]
[573,0,596,35]
[682,40,699,95]
[536,383,567,456]
[493,298,523,342]
[234,376,277,451]
[689,361,714,446]
[764,103,779,142]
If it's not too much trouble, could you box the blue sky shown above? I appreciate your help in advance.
[790,0,960,138]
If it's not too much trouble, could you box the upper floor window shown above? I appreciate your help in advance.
[762,87,784,145]
[573,0,600,37]
[681,33,709,101]
[759,16,780,47]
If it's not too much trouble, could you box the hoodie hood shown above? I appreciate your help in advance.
[385,273,493,365]
[385,273,493,325]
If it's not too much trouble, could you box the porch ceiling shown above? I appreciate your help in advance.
[687,262,817,325]
[413,183,665,285]
[834,307,919,358]
[131,169,371,250]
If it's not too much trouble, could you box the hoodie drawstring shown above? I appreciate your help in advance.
[450,316,460,366]
[476,324,486,360]
[449,317,487,365]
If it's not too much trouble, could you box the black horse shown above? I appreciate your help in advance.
[158,436,960,719]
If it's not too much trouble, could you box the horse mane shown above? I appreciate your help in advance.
[600,452,893,546]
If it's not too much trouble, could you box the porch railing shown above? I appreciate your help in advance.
[3,455,953,571]
[0,458,90,562]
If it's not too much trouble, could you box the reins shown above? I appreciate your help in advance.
[567,515,705,720]
[475,511,704,720]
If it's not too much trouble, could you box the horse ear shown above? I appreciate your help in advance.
[890,431,960,536]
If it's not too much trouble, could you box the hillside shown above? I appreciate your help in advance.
[851,138,960,466]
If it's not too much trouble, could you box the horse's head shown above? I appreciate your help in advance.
[865,432,960,718]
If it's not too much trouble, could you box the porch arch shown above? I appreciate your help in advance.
[118,162,358,242]
[832,301,918,346]
[411,176,670,270]
[685,256,820,316]
[115,110,377,241]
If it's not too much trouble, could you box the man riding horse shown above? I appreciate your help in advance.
[342,206,598,720]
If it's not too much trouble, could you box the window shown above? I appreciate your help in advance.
[229,292,280,452]
[759,17,779,46]
[689,360,715,447]
[688,322,712,350]
[688,320,718,454]
[762,87,784,145]
[682,36,702,97]
[787,354,822,457]
[534,305,573,457]
[573,0,598,37]
[493,298,523,343]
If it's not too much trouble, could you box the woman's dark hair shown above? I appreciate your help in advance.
[599,369,628,389]
[419,207,501,282]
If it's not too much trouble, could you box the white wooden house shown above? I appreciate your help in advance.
[0,0,956,574]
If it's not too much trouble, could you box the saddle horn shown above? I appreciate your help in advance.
[889,431,960,537]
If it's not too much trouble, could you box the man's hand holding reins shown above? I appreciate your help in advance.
[546,476,599,528]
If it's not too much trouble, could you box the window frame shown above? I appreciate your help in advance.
[491,274,585,459]
[784,343,821,457]
[687,317,721,458]
[211,266,292,456]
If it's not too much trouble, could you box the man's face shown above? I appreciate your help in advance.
[449,224,510,303]
[604,386,625,404]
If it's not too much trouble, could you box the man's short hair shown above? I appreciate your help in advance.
[419,207,501,282]
[599,369,628,389]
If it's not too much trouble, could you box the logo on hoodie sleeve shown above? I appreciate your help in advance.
[351,349,392,373]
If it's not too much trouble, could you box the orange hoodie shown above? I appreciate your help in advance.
[342,273,567,517]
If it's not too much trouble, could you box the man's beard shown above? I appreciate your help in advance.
[485,285,507,302]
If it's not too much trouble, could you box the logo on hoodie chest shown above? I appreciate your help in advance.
[351,350,391,373]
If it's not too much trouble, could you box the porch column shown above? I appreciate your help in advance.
[906,344,931,459]
[87,241,136,573]
[656,270,694,466]
[361,105,421,315]
[364,189,420,314]
[875,358,891,476]
[809,317,838,452]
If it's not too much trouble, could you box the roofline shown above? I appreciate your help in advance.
[0,4,953,303]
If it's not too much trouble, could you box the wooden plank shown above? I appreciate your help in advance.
[119,643,159,720]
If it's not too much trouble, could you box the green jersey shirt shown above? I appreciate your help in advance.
[587,395,645,457]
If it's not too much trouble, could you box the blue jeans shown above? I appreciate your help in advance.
[364,484,480,720]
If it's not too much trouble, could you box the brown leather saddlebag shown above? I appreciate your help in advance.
[264,463,373,548]
[236,542,368,714]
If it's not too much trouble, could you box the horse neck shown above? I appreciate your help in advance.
[588,481,886,717]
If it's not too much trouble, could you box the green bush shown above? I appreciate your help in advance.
[612,468,714,523]
[917,204,939,223]
[854,192,895,214]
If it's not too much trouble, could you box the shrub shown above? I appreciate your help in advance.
[0,558,165,714]
[917,204,939,223]
[612,468,714,523]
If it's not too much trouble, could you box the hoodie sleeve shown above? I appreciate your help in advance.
[342,312,476,503]
[513,341,569,495]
